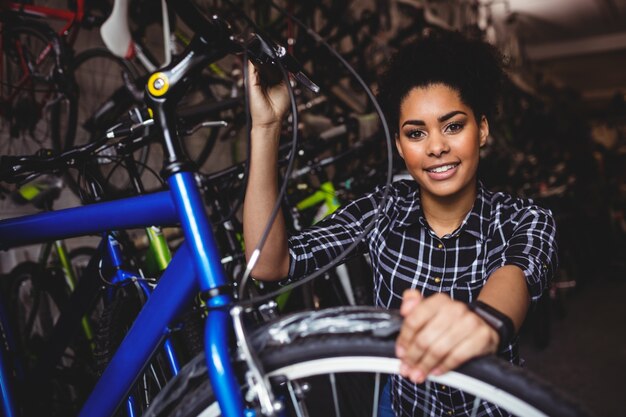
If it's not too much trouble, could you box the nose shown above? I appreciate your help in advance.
[426,132,450,157]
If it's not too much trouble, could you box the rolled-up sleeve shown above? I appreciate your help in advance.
[490,207,559,302]
[287,189,381,279]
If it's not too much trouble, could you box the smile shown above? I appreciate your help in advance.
[426,163,459,173]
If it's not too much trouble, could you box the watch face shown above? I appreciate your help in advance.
[469,301,514,349]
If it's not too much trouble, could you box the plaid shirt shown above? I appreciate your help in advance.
[288,180,558,416]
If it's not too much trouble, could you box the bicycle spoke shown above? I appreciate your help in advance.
[329,373,341,417]
[286,380,308,417]
[372,373,380,417]
[470,397,480,417]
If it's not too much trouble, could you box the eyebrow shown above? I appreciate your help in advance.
[401,110,468,127]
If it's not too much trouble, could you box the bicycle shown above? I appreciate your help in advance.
[0,0,114,157]
[0,2,590,417]
[1,114,202,416]
[282,121,383,309]
[2,175,97,345]
[0,9,76,157]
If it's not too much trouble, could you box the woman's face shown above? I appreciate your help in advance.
[395,83,489,202]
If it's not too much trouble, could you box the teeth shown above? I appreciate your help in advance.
[428,164,457,173]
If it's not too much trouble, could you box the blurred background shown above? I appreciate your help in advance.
[0,0,624,416]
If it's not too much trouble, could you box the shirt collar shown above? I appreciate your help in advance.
[395,180,491,242]
[459,181,490,242]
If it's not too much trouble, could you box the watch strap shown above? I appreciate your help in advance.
[468,300,515,351]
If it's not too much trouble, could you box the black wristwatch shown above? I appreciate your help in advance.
[468,300,515,351]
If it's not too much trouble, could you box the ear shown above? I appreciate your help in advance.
[395,134,405,159]
[479,115,489,147]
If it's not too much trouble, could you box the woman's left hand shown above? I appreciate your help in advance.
[395,290,499,384]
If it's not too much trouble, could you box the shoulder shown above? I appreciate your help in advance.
[485,188,556,235]
[350,179,418,209]
[336,179,419,227]
[488,188,554,220]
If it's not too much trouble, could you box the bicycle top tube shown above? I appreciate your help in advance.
[0,191,178,250]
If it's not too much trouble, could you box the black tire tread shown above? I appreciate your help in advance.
[145,307,591,417]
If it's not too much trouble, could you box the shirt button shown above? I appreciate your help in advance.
[441,385,446,390]
[437,243,443,249]
[434,277,441,283]
[447,411,453,415]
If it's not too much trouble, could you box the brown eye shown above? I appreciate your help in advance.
[446,122,464,133]
[406,129,425,140]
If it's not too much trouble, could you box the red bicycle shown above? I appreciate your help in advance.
[0,0,91,157]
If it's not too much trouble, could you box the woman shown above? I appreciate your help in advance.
[243,30,558,416]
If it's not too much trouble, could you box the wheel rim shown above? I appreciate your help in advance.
[266,357,547,417]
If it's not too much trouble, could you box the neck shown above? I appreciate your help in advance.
[421,181,478,237]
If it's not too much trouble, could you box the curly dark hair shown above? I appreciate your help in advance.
[377,30,507,136]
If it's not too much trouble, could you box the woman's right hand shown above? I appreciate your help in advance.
[247,61,290,129]
[243,61,291,280]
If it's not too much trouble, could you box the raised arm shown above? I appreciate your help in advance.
[242,61,291,280]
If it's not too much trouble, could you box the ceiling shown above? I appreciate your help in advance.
[488,0,626,116]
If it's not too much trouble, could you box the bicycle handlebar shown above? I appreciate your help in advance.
[0,109,151,183]
[165,0,318,93]
[0,149,69,183]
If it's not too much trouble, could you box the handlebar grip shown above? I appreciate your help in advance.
[0,150,58,183]
[0,155,38,183]
[0,156,18,182]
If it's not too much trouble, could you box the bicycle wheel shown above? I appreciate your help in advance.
[94,281,173,416]
[145,307,589,417]
[7,262,68,368]
[68,246,98,281]
[70,48,148,197]
[6,261,91,417]
[0,18,77,156]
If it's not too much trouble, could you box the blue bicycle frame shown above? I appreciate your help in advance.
[0,7,267,416]
[0,171,245,416]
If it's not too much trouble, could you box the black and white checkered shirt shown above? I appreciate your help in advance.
[288,180,558,416]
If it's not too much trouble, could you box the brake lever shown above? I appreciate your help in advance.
[246,34,319,94]
[184,120,229,136]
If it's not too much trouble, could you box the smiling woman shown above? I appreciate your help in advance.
[395,84,488,217]
[243,29,559,416]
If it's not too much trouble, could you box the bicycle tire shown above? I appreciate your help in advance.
[6,261,90,417]
[0,17,77,156]
[7,262,68,365]
[68,246,98,280]
[145,306,590,417]
[94,281,171,416]
[69,48,148,197]
[67,245,104,330]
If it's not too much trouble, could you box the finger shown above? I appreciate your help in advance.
[247,61,260,85]
[430,326,494,378]
[400,289,422,316]
[410,306,481,378]
[400,298,466,369]
[395,293,441,361]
